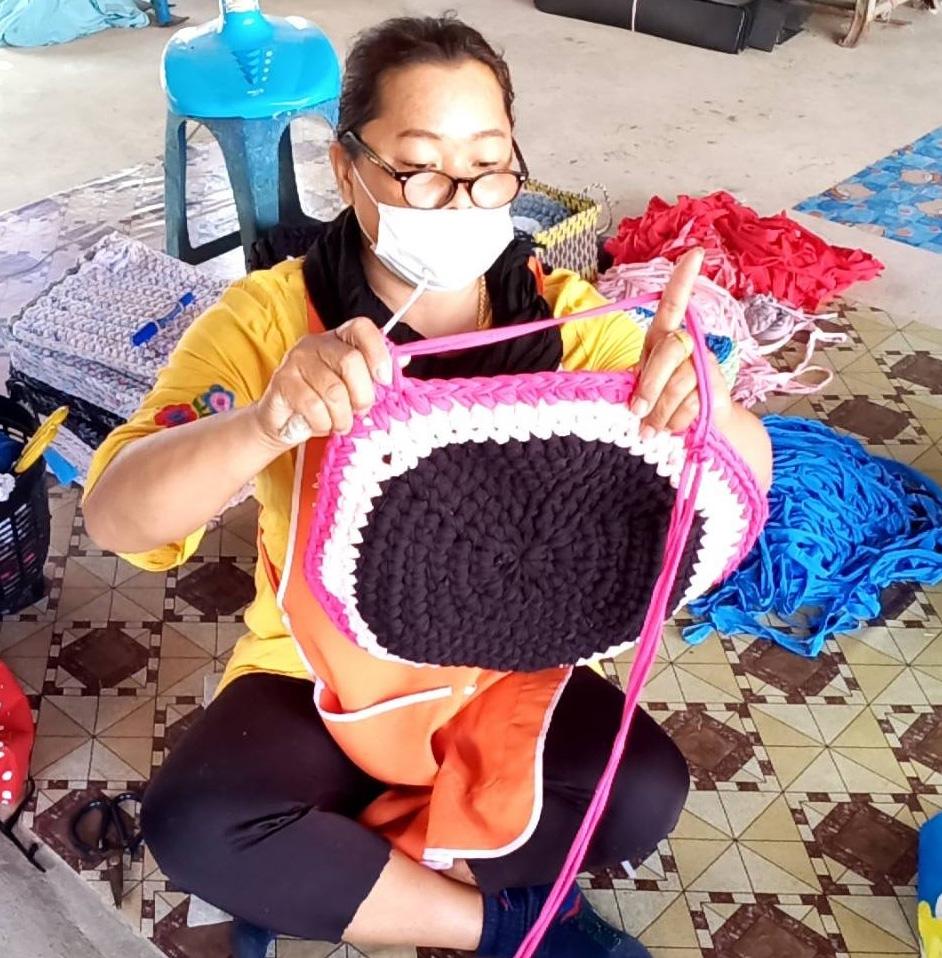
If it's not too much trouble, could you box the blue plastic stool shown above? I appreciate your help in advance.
[162,0,341,266]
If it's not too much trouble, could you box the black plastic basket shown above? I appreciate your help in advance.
[0,397,50,615]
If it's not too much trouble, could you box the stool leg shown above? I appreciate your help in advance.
[277,124,305,226]
[278,102,340,226]
[165,116,243,265]
[164,113,193,263]
[207,117,290,268]
[317,96,340,130]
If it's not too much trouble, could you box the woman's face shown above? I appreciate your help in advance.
[330,58,514,243]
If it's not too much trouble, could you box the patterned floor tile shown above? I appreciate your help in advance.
[810,800,918,892]
[618,890,699,948]
[170,559,257,621]
[708,901,837,958]
[3,173,939,956]
[830,896,918,954]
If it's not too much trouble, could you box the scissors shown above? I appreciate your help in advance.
[69,791,144,907]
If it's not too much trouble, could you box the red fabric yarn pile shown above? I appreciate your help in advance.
[604,191,883,312]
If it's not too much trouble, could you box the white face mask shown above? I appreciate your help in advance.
[352,165,514,293]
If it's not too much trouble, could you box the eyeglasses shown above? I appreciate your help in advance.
[341,131,529,211]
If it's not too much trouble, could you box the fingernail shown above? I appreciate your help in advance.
[632,397,650,418]
[375,362,392,386]
[640,424,656,442]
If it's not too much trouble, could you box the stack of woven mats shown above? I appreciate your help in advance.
[3,232,227,482]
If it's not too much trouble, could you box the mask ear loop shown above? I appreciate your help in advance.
[382,277,429,336]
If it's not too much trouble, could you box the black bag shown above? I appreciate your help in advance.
[534,0,801,54]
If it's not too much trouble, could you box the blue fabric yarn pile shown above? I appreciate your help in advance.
[686,416,942,657]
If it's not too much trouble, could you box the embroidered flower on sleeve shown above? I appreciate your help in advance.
[155,403,199,428]
[155,385,236,428]
[194,385,236,417]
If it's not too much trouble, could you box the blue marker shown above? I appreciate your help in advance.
[131,291,196,347]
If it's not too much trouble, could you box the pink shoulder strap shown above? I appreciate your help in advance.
[391,292,711,453]
[390,292,662,366]
[485,293,715,958]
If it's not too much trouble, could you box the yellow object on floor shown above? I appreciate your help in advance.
[14,405,68,474]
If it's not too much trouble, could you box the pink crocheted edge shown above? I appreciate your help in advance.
[304,368,767,658]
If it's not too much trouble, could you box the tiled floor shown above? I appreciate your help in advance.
[797,126,942,254]
[1,299,939,957]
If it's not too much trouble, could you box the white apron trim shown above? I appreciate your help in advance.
[420,667,572,869]
[313,678,453,723]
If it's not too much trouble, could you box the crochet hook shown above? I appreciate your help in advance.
[131,291,196,347]
[13,406,69,475]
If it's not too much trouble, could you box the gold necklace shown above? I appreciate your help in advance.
[476,276,492,330]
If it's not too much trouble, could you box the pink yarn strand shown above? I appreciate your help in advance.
[513,306,715,958]
[390,292,662,368]
[597,260,846,407]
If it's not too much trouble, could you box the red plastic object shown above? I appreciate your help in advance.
[605,191,884,312]
[0,661,34,809]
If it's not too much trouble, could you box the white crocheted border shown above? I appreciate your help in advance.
[315,396,749,668]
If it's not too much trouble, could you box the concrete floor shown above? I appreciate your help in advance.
[1,2,941,956]
[2,1,942,323]
[0,831,161,958]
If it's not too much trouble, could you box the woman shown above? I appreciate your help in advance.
[84,15,772,958]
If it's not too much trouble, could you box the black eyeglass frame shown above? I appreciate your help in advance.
[340,130,530,210]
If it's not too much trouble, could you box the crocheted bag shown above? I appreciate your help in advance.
[305,292,766,672]
[305,291,767,957]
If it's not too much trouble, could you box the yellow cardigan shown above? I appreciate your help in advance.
[84,258,645,695]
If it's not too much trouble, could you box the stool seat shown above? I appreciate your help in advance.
[163,6,339,120]
[161,0,340,266]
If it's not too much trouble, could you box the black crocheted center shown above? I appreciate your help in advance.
[353,434,704,671]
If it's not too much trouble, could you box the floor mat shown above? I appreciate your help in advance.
[1,296,939,957]
[0,116,342,326]
[796,127,942,254]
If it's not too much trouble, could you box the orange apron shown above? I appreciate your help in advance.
[266,284,572,869]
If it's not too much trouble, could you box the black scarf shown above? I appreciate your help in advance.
[300,208,562,380]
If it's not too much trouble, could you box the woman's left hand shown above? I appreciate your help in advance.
[630,248,732,439]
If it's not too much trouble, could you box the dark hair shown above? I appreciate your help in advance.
[337,14,515,141]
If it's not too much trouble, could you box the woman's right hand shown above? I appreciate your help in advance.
[252,317,393,449]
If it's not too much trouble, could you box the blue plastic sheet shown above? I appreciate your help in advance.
[0,0,147,47]
[686,416,942,657]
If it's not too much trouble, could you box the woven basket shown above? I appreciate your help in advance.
[0,398,50,615]
[525,179,602,282]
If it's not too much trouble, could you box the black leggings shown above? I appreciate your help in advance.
[142,668,688,942]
